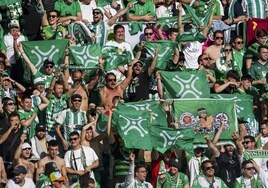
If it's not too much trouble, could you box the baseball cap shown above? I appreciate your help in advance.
[169,158,181,170]
[49,171,65,182]
[13,165,27,175]
[33,77,45,86]
[8,20,20,28]
[71,94,82,101]
[22,142,32,150]
[43,59,55,66]
[93,7,104,16]
[35,123,46,132]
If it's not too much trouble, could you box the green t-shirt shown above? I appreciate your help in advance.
[54,0,81,17]
[128,0,156,17]
[42,24,66,40]
[18,107,39,139]
[249,61,268,93]
[157,172,189,188]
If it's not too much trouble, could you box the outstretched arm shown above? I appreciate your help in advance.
[17,43,38,75]
[148,47,159,77]
[204,135,220,157]
[107,2,134,26]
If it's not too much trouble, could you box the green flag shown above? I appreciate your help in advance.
[0,0,21,6]
[96,112,109,133]
[160,70,210,99]
[149,126,194,153]
[112,109,152,150]
[116,100,168,127]
[211,94,258,136]
[101,46,132,71]
[173,99,238,145]
[21,39,69,70]
[144,40,177,70]
[69,44,101,67]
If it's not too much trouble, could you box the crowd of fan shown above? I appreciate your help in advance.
[0,0,268,187]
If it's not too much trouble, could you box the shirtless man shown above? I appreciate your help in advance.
[13,140,35,180]
[36,140,67,184]
[99,59,135,110]
[204,30,224,66]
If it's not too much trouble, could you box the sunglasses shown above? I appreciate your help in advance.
[205,166,215,171]
[145,32,153,36]
[224,49,232,52]
[49,15,57,18]
[215,37,224,40]
[134,63,142,67]
[236,41,244,44]
[7,102,15,106]
[69,137,78,141]
[56,180,64,183]
[23,147,31,151]
[46,65,53,68]
[242,141,252,145]
[107,78,116,82]
[72,99,82,102]
[245,167,255,171]
[93,11,101,15]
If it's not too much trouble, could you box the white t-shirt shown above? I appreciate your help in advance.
[183,41,202,69]
[79,0,97,23]
[64,146,99,179]
[5,178,35,188]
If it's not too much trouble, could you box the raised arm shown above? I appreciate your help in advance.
[17,43,38,75]
[119,60,134,91]
[107,110,115,145]
[13,134,27,163]
[148,47,159,77]
[232,131,243,155]
[81,119,98,146]
[177,3,184,34]
[211,120,225,144]
[37,90,49,111]
[107,2,134,26]
[156,71,164,99]
[204,135,220,157]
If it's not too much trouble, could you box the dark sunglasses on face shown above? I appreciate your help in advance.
[145,32,153,36]
[72,99,82,102]
[205,166,215,171]
[69,137,78,141]
[23,148,31,151]
[93,11,101,15]
[245,167,255,171]
[215,37,224,40]
[49,15,57,18]
[236,41,244,44]
[224,49,232,52]
[46,65,53,68]
[107,78,116,82]
[7,102,15,106]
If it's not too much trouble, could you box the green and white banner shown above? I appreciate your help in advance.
[211,94,258,136]
[173,99,238,144]
[21,39,69,70]
[116,100,168,127]
[243,150,268,160]
[160,70,210,99]
[101,46,132,71]
[144,40,177,70]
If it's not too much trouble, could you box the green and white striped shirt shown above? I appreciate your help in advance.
[242,0,268,19]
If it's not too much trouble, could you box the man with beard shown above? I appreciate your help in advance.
[118,153,153,188]
[30,123,53,159]
[192,160,228,188]
[198,54,216,88]
[36,140,67,184]
[157,158,189,188]
[6,165,35,187]
[99,59,134,110]
[205,133,241,188]
[0,112,23,177]
[55,94,88,151]
[187,147,209,187]
[127,49,158,102]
